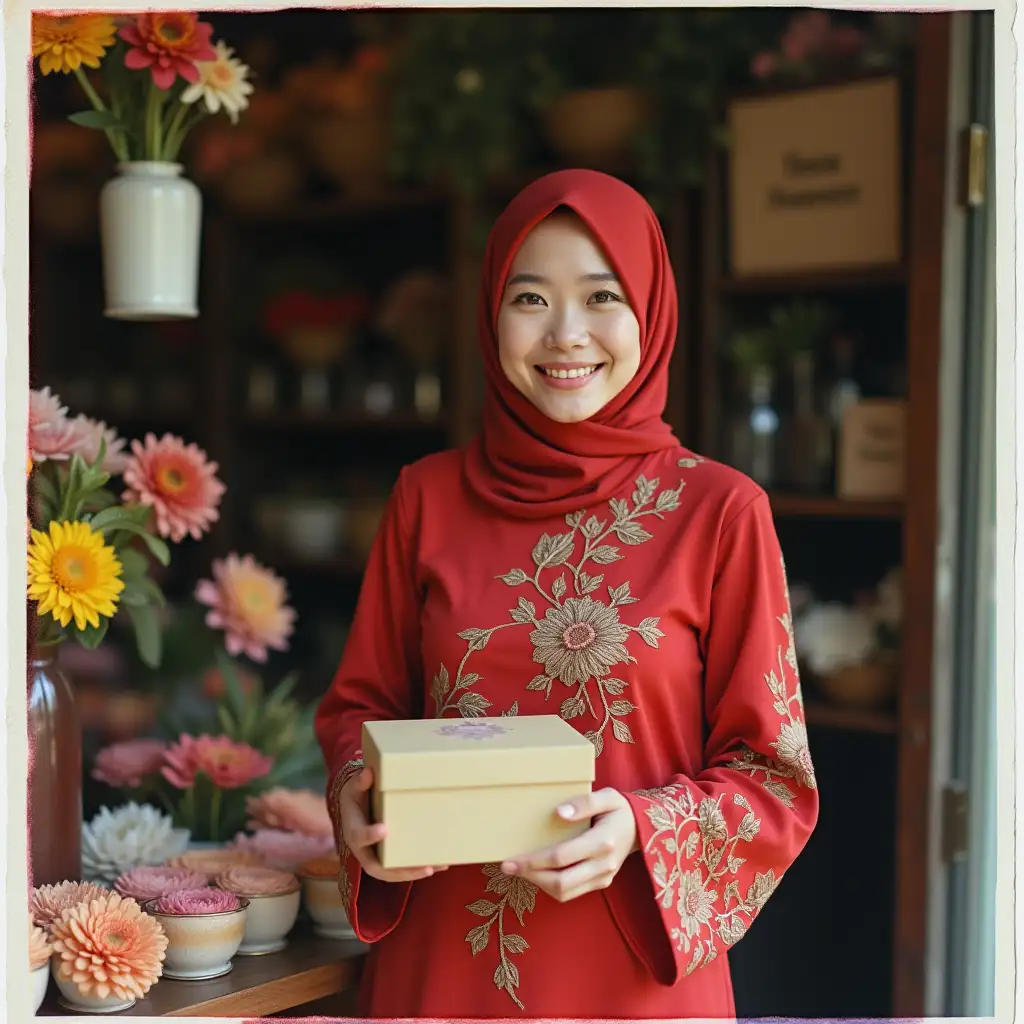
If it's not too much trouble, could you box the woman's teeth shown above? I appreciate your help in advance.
[540,366,599,379]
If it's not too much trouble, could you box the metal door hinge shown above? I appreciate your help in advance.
[941,781,969,863]
[959,124,988,208]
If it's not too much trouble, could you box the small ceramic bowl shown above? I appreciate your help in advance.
[297,874,356,940]
[142,898,249,980]
[234,887,302,955]
[50,958,135,1013]
[31,963,49,1014]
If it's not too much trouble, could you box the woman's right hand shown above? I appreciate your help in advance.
[339,767,448,883]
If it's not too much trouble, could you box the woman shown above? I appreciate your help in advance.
[315,169,819,1018]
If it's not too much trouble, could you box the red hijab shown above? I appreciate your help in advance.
[462,169,680,519]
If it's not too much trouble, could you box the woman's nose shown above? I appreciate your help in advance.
[544,307,588,350]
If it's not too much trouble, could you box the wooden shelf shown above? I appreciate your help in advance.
[717,264,907,296]
[243,411,449,434]
[769,493,904,520]
[40,932,365,1018]
[804,701,898,735]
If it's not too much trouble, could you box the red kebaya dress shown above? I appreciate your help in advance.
[315,171,819,1019]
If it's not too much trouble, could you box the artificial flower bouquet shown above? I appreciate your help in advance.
[31,11,254,163]
[27,386,225,667]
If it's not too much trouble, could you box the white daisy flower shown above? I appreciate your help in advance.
[181,41,254,124]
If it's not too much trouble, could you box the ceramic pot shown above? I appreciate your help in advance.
[235,887,302,955]
[28,654,82,887]
[51,959,135,1014]
[298,874,355,940]
[142,899,249,980]
[31,963,49,1014]
[99,162,201,321]
[543,87,648,169]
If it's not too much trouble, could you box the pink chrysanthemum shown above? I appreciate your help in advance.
[115,865,209,903]
[67,415,130,474]
[50,891,167,1002]
[29,386,67,431]
[229,828,334,869]
[195,554,296,663]
[30,880,108,932]
[29,390,93,463]
[150,886,241,915]
[161,733,274,790]
[122,433,225,543]
[119,13,216,90]
[246,788,333,837]
[92,738,169,789]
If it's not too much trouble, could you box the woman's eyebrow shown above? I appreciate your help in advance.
[505,271,621,286]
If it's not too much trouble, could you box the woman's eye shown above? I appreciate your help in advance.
[512,292,545,306]
[591,290,622,304]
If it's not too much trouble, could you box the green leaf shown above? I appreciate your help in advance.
[125,601,162,668]
[217,705,238,738]
[68,109,125,130]
[119,579,152,607]
[118,547,149,581]
[108,521,171,566]
[215,648,247,722]
[75,617,110,649]
[33,472,60,517]
[266,671,300,709]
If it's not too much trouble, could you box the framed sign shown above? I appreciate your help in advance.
[728,75,902,276]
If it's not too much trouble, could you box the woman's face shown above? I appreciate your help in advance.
[496,212,642,424]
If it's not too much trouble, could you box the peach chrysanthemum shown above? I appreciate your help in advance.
[162,733,274,790]
[67,415,130,475]
[195,553,296,663]
[246,787,333,837]
[50,891,167,1002]
[296,853,342,879]
[164,848,266,878]
[92,738,169,789]
[30,880,108,932]
[151,887,241,915]
[114,866,208,903]
[229,828,334,870]
[122,432,225,543]
[29,924,53,970]
[215,865,298,897]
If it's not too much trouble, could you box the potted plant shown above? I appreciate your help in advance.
[30,924,53,1014]
[214,866,302,955]
[30,12,253,319]
[142,887,248,980]
[296,853,355,940]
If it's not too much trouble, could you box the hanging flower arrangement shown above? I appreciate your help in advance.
[31,12,254,162]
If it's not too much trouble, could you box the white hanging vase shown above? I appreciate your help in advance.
[99,161,201,321]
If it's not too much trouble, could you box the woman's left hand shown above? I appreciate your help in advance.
[500,787,638,903]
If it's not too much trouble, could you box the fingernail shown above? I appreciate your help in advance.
[558,804,575,819]
[501,861,517,875]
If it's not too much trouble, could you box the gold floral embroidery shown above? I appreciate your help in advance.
[726,556,816,806]
[432,471,697,757]
[636,785,778,974]
[464,864,538,1010]
[329,756,365,910]
[445,467,704,1008]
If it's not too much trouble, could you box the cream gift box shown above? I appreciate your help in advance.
[362,715,596,869]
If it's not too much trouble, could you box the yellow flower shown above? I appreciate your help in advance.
[27,520,124,631]
[32,14,116,75]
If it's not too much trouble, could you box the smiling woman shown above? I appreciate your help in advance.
[315,169,819,1019]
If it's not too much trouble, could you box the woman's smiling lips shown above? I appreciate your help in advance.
[535,362,605,390]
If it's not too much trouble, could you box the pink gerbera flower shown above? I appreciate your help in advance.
[92,738,169,789]
[67,415,130,474]
[119,13,216,90]
[162,733,274,790]
[195,554,296,663]
[122,433,225,542]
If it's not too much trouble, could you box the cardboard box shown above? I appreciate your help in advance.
[837,399,907,500]
[728,76,902,276]
[362,715,596,869]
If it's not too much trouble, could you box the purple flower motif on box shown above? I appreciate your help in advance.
[436,721,509,741]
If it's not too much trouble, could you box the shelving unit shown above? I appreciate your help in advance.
[692,17,951,1021]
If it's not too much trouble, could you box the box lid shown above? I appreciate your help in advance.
[363,715,596,793]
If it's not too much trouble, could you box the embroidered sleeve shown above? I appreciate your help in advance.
[315,469,423,943]
[618,492,819,984]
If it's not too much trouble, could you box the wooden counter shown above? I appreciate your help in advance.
[41,933,366,1017]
